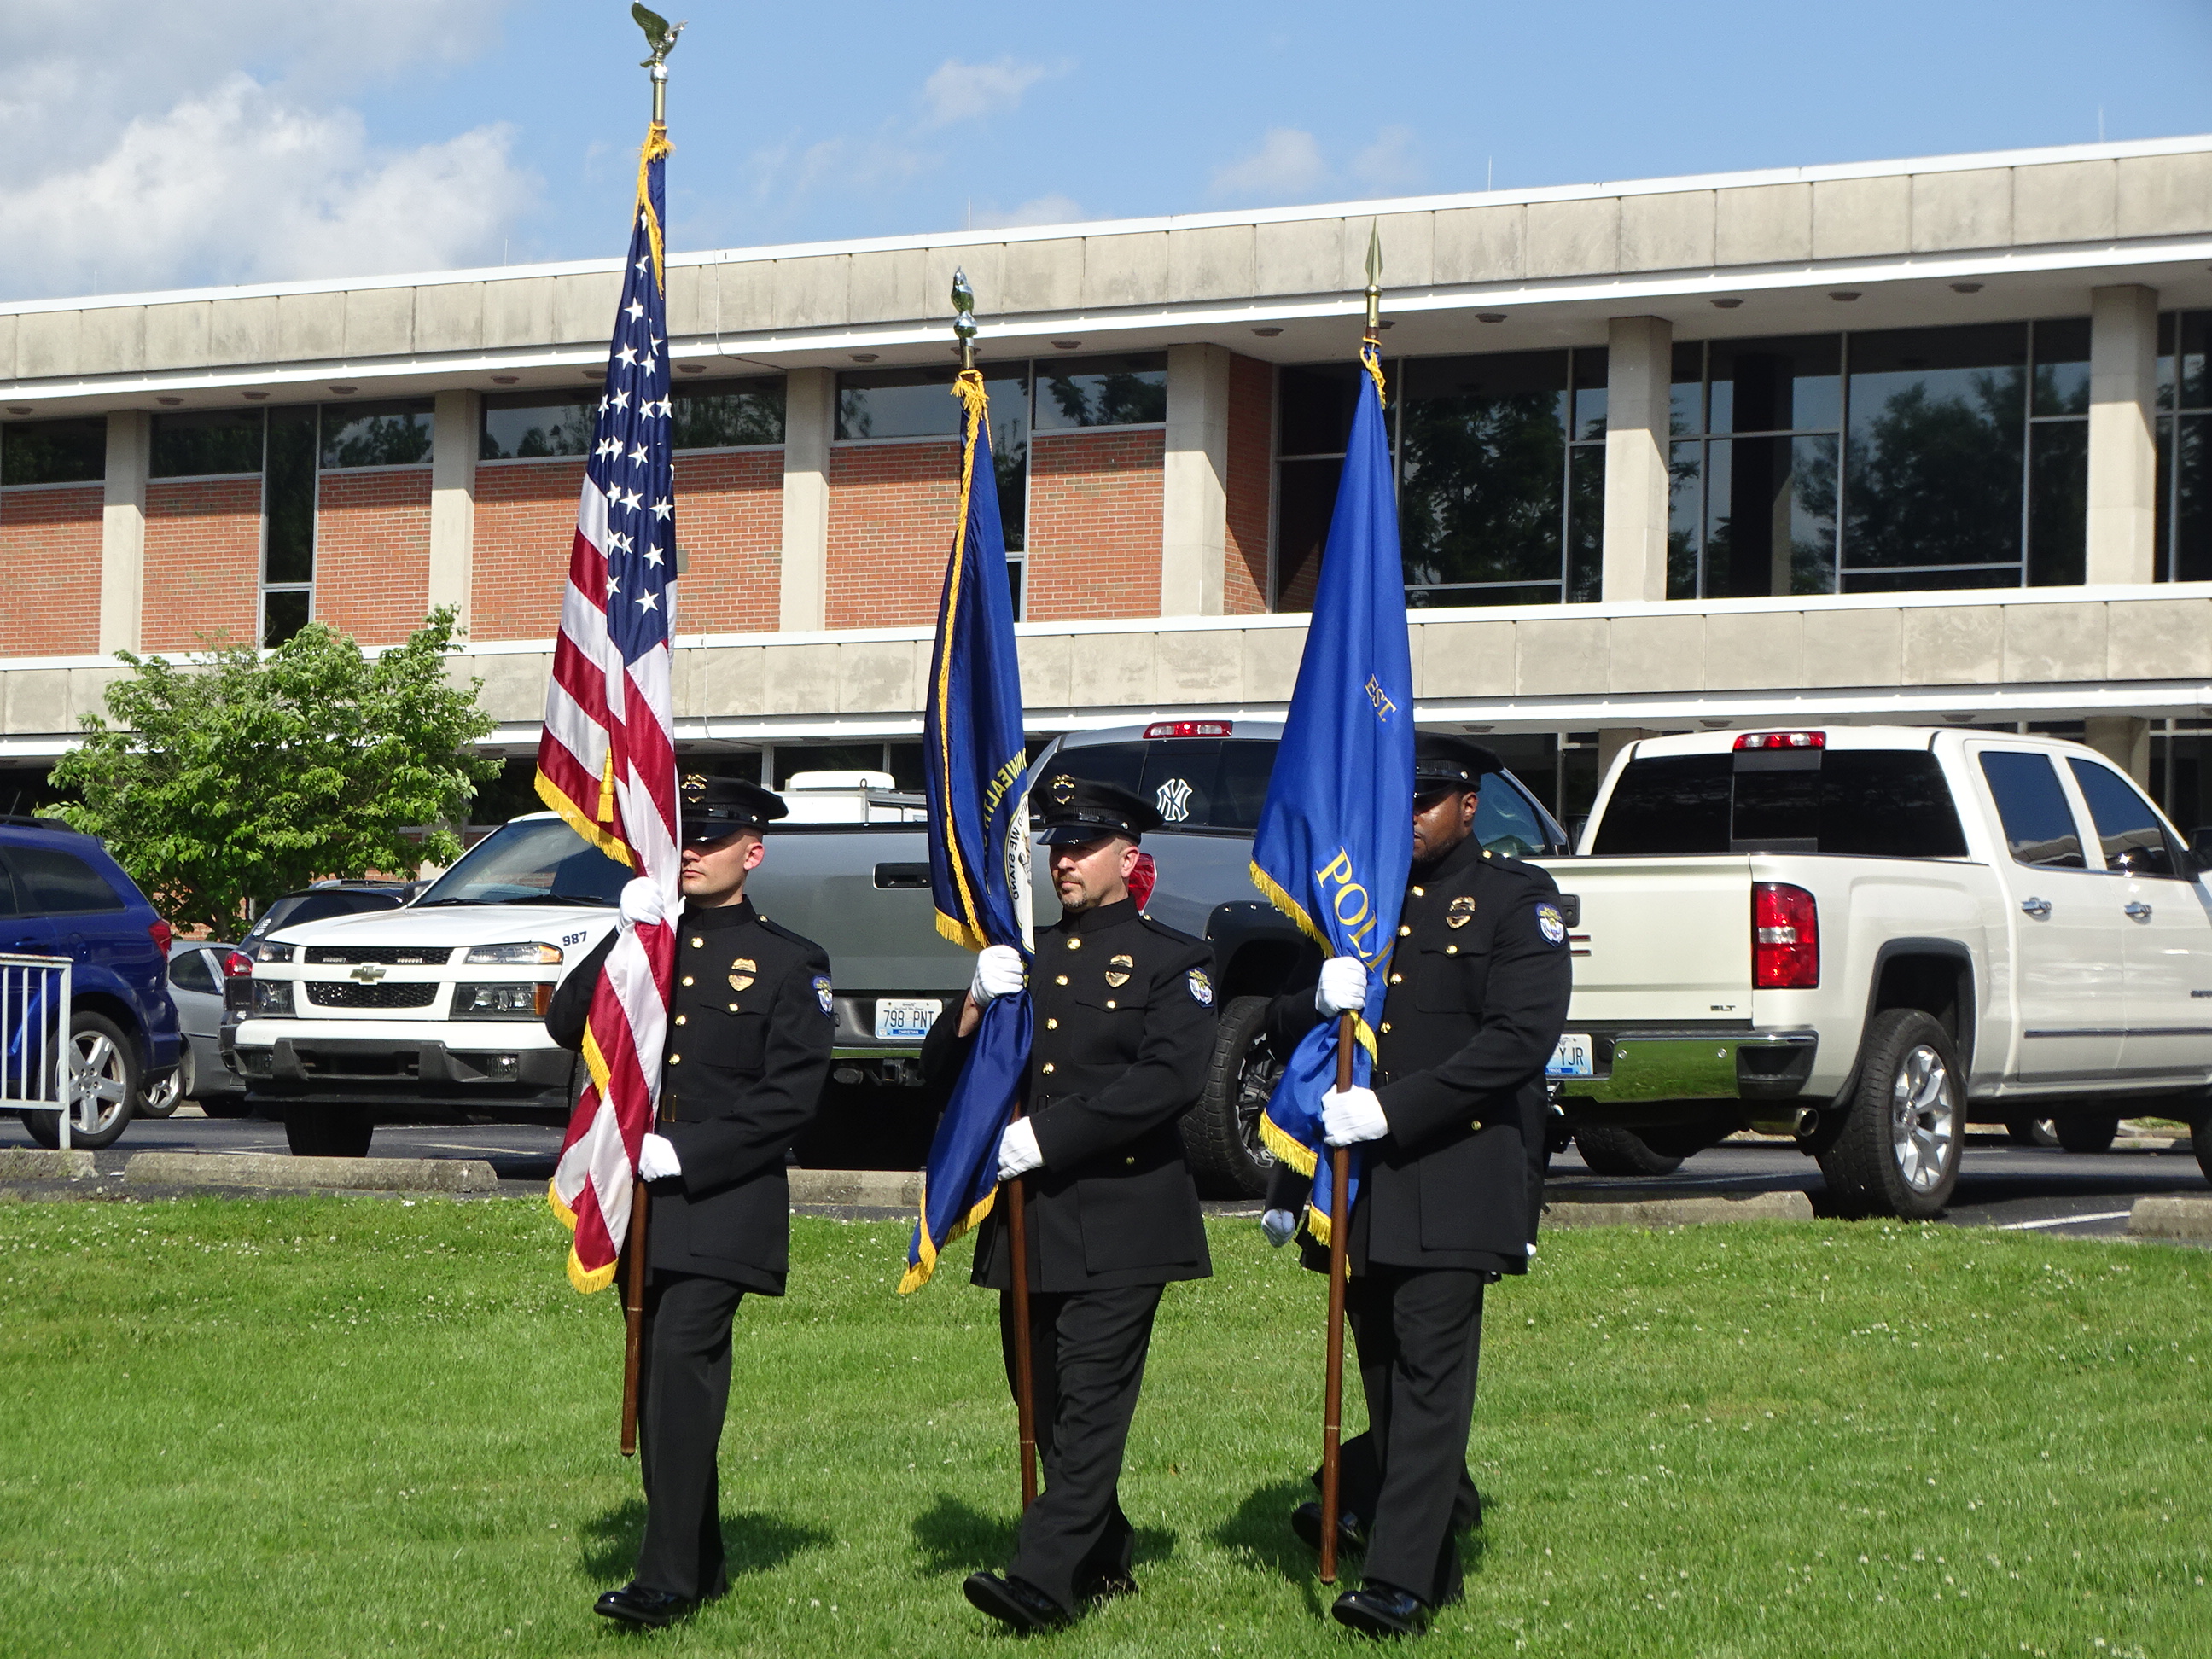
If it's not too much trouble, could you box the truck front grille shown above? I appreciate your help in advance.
[305,946,451,966]
[302,981,439,1010]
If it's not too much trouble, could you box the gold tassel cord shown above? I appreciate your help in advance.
[635,122,672,285]
[1360,336,1388,407]
[928,369,992,956]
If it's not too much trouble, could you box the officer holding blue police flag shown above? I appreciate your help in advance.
[1263,733,1573,1637]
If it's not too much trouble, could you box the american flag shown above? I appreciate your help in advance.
[538,129,680,1295]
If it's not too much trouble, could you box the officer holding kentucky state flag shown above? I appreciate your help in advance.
[548,775,835,1628]
[923,775,1217,1633]
[1262,733,1573,1637]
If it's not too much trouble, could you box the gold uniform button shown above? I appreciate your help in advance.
[690,937,702,948]
[1125,1155,1136,1166]
[674,1014,686,1026]
[1398,924,1412,937]
[681,975,694,987]
[1446,945,1458,955]
[1389,973,1403,985]
[1104,999,1116,1010]
[1380,1022,1392,1034]
[1411,885,1425,897]
[668,1053,681,1065]
[1042,1062,1056,1074]
[728,1003,739,1011]
[1055,975,1069,986]
[1067,937,1081,951]
[1046,1018,1058,1030]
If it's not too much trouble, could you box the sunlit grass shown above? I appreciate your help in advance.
[2,1199,2208,1656]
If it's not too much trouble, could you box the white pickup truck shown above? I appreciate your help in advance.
[1540,725,2212,1217]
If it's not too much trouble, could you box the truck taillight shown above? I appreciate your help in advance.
[149,920,172,956]
[1735,731,1825,750]
[1142,720,1233,738]
[1753,882,1819,988]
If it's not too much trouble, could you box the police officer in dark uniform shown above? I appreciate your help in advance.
[548,775,835,1629]
[1262,733,1573,1638]
[924,776,1218,1633]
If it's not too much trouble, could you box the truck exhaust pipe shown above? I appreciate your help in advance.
[1748,1107,1819,1138]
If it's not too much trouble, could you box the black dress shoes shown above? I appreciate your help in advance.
[1331,1583,1433,1638]
[1291,1500,1368,1557]
[963,1571,1072,1632]
[592,1582,696,1628]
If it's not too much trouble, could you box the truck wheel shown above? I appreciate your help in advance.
[1570,1125,1685,1177]
[283,1108,374,1159]
[2005,1117,2058,1148]
[1817,1009,1962,1220]
[1180,995,1282,1199]
[20,1012,141,1150]
[138,1052,185,1119]
[2054,1115,2120,1155]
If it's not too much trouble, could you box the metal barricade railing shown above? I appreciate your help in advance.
[0,955,73,1149]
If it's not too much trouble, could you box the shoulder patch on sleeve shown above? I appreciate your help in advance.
[1534,903,1567,947]
[812,974,834,1016]
[1186,967,1214,1006]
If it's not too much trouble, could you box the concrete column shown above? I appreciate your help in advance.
[428,391,480,629]
[99,411,149,655]
[2085,715,2151,786]
[2087,284,2159,586]
[1161,342,1231,617]
[1600,316,1672,603]
[778,369,832,632]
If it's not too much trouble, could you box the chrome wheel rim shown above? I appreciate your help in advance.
[67,1031,130,1135]
[1236,1043,1284,1168]
[1889,1043,1956,1194]
[141,1068,183,1116]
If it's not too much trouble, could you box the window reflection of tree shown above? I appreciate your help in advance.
[2175,416,2212,581]
[1398,389,1563,590]
[673,391,782,449]
[1041,371,1165,428]
[328,416,431,469]
[1845,370,2026,569]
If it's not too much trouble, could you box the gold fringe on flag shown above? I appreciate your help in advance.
[928,370,993,953]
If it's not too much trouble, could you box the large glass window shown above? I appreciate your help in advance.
[1276,350,1606,611]
[480,393,595,461]
[0,417,105,486]
[1033,352,1167,430]
[1663,321,2087,598]
[319,400,433,469]
[2156,312,2212,581]
[672,377,784,449]
[151,409,265,478]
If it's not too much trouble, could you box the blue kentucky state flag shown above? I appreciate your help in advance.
[1249,346,1415,1246]
[901,369,1034,1294]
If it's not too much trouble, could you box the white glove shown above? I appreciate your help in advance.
[970,944,1027,1008]
[619,878,667,931]
[997,1117,1044,1181]
[1261,1208,1299,1248]
[637,1132,682,1181]
[1322,1085,1389,1147]
[1315,956,1369,1018]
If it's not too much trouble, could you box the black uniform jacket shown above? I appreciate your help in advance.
[922,898,1216,1295]
[548,898,833,1295]
[1266,835,1573,1274]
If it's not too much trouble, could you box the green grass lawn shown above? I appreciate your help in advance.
[3,1200,2209,1658]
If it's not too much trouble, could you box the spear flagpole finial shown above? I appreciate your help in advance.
[1364,222,1383,340]
[951,267,978,370]
[632,3,686,122]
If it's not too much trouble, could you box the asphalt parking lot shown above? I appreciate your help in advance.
[3,1108,2201,1233]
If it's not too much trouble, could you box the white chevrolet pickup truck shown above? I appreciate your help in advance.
[1540,725,2212,1218]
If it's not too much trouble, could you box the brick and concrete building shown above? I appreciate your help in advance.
[7,134,2212,831]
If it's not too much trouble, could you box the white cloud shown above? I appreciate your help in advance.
[969,194,1085,230]
[1351,125,1423,195]
[0,76,535,297]
[919,57,1063,128]
[1209,128,1330,203]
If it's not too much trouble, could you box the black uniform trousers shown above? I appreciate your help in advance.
[998,1283,1164,1613]
[632,1271,747,1602]
[1324,1266,1487,1609]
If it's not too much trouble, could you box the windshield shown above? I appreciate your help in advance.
[415,818,628,907]
[1053,736,1564,852]
[247,888,406,944]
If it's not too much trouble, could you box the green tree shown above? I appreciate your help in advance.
[50,609,500,938]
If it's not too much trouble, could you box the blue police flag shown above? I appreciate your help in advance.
[1249,346,1414,1243]
[900,368,1034,1293]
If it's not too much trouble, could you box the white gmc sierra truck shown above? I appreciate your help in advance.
[1539,725,2212,1217]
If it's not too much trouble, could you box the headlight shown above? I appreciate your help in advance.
[251,940,295,963]
[249,981,295,1016]
[463,942,565,964]
[452,982,553,1019]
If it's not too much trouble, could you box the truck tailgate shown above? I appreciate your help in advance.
[1533,856,1753,1026]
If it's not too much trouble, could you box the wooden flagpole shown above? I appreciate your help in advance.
[1005,1106,1039,1508]
[620,1179,650,1455]
[1318,1015,1355,1584]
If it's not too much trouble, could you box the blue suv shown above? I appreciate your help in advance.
[2,817,181,1150]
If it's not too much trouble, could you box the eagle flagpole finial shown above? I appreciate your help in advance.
[951,267,978,371]
[632,4,685,119]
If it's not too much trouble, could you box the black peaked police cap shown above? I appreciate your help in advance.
[1413,732,1505,792]
[1034,773,1162,847]
[679,773,789,840]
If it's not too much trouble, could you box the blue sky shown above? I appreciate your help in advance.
[5,0,2212,300]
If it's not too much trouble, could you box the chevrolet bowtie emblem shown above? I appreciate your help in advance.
[351,963,387,982]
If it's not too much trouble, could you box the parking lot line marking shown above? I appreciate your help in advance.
[1991,1211,2133,1231]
